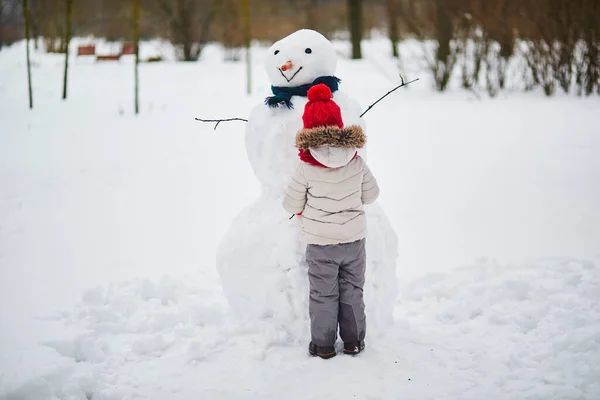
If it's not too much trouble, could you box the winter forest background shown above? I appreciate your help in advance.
[1,1,600,399]
[1,0,599,98]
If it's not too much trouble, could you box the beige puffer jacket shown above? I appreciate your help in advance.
[283,125,379,245]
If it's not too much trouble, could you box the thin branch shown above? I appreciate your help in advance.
[195,117,249,130]
[197,76,419,129]
[360,77,419,118]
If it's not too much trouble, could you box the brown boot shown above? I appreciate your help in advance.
[308,342,336,359]
[343,340,365,355]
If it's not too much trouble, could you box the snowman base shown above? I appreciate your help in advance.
[217,194,397,344]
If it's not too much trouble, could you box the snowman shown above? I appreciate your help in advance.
[217,29,398,342]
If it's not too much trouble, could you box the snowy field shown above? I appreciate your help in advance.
[1,37,600,399]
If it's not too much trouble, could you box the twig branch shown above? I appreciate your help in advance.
[195,117,249,130]
[197,76,419,129]
[360,76,419,118]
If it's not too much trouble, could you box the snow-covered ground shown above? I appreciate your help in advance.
[1,38,599,399]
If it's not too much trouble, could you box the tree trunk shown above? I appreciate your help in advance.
[134,0,140,114]
[242,0,251,94]
[178,0,194,61]
[347,0,362,59]
[62,0,72,100]
[23,0,33,109]
[434,1,454,91]
[304,0,317,30]
[436,3,452,65]
[386,0,399,58]
[182,42,192,61]
[194,2,216,61]
[157,0,214,62]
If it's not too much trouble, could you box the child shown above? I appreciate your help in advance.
[283,84,380,359]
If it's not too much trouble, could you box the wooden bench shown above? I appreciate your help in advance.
[121,43,136,55]
[77,45,95,56]
[96,54,121,61]
[146,56,163,63]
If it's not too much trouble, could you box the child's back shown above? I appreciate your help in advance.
[284,151,379,245]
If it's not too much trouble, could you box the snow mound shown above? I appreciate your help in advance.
[395,257,600,400]
[1,275,230,399]
[217,194,398,344]
[3,258,598,400]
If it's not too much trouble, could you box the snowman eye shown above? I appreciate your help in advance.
[274,50,279,55]
[305,48,312,54]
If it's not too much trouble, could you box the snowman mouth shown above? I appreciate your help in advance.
[278,66,303,83]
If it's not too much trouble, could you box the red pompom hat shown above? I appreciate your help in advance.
[302,84,344,129]
[295,84,366,167]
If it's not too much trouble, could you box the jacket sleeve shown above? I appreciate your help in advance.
[361,163,380,205]
[283,163,308,214]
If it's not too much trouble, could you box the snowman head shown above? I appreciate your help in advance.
[265,29,337,87]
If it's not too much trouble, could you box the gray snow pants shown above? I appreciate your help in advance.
[306,238,367,347]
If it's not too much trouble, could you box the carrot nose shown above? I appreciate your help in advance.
[281,61,293,71]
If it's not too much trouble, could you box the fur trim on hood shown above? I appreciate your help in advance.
[295,125,366,150]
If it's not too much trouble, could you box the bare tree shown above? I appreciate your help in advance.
[347,0,362,59]
[212,0,243,61]
[31,0,67,53]
[153,0,215,61]
[386,0,399,58]
[134,0,140,113]
[294,0,324,31]
[432,1,456,91]
[303,0,318,30]
[62,0,72,100]
[457,14,489,91]
[23,0,33,109]
[576,0,599,96]
[242,0,251,94]
[0,0,10,50]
